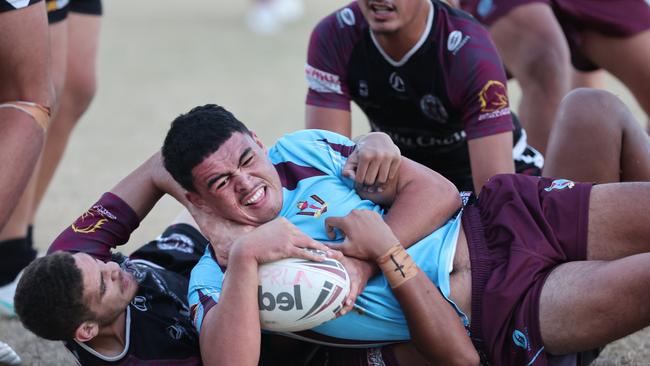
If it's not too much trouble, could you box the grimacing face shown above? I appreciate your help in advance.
[73,253,138,325]
[187,132,283,226]
[357,0,428,35]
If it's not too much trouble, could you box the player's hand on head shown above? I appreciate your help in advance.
[343,132,400,193]
[187,202,254,267]
[233,217,341,265]
[325,210,398,261]
[336,256,374,316]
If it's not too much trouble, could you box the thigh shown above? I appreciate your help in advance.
[582,29,650,113]
[64,12,101,91]
[489,2,569,78]
[0,1,51,104]
[586,183,650,261]
[539,255,650,354]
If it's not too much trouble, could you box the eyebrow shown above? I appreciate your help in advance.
[206,147,253,189]
[99,270,106,299]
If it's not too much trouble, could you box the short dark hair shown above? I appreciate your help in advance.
[14,252,94,340]
[162,104,250,192]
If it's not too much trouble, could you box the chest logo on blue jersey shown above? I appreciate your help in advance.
[389,72,405,93]
[296,194,328,218]
[420,94,448,123]
[544,179,575,192]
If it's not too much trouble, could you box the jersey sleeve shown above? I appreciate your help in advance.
[305,7,357,111]
[448,19,514,140]
[270,129,356,181]
[187,249,224,333]
[47,192,140,262]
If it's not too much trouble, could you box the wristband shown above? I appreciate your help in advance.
[377,244,418,289]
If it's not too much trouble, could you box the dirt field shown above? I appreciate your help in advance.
[1,1,648,364]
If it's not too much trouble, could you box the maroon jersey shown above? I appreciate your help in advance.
[306,0,539,191]
[49,193,205,365]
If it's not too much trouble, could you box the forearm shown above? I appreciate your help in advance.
[382,159,461,247]
[392,274,478,365]
[110,151,188,219]
[377,246,478,365]
[200,253,262,365]
[468,132,515,195]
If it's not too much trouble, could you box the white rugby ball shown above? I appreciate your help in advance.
[258,252,350,332]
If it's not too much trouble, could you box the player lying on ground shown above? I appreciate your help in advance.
[12,155,214,365]
[160,100,650,366]
[11,132,401,366]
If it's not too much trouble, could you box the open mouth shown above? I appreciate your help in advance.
[243,186,266,206]
[369,1,396,15]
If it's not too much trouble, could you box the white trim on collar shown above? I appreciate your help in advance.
[370,0,434,67]
[74,306,131,362]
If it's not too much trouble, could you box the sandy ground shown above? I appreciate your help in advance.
[1,0,649,364]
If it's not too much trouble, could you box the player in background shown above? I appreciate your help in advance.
[0,0,102,316]
[13,154,210,365]
[458,0,650,150]
[304,0,543,194]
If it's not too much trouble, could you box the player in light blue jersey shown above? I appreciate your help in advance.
[188,128,466,344]
[163,103,650,366]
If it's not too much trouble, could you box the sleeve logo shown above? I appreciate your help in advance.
[305,64,343,94]
[71,204,117,234]
[478,80,510,121]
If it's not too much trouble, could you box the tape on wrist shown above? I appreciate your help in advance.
[377,244,418,289]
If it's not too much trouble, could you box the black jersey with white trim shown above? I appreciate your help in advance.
[306,0,528,191]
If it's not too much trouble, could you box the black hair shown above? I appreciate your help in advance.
[14,252,94,340]
[162,104,250,192]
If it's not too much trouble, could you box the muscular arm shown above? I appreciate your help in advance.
[305,105,352,137]
[359,157,461,248]
[198,219,339,365]
[467,131,515,194]
[200,250,261,366]
[48,151,187,257]
[326,212,479,365]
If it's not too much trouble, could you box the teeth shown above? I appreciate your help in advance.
[245,187,264,205]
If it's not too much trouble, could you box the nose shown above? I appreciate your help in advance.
[233,174,256,193]
[105,261,121,281]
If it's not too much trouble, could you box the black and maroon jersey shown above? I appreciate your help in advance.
[49,193,206,365]
[306,0,541,191]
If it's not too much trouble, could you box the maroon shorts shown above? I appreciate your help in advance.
[463,174,592,366]
[460,0,650,71]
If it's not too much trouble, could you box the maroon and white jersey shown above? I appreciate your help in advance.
[306,0,541,191]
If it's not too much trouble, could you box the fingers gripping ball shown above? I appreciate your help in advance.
[258,250,350,332]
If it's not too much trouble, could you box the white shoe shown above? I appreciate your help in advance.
[271,0,303,23]
[246,0,304,35]
[0,342,21,366]
[246,3,282,35]
[0,272,20,317]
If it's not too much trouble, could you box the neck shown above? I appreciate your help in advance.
[373,0,431,61]
[86,310,128,357]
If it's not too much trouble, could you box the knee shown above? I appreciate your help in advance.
[517,47,570,90]
[557,88,633,132]
[65,71,97,111]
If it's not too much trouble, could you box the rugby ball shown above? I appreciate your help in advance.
[258,251,350,332]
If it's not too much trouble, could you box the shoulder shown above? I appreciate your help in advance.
[274,130,355,154]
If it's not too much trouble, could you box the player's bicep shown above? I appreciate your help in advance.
[305,105,352,137]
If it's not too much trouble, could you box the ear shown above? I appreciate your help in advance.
[185,191,214,215]
[74,320,99,343]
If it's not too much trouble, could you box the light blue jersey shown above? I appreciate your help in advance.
[188,130,464,347]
